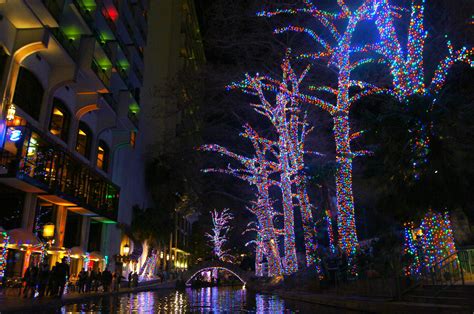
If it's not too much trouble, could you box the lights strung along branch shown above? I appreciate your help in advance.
[205,209,234,261]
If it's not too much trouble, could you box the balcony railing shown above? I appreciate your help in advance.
[91,58,111,87]
[72,0,95,26]
[49,28,79,61]
[0,125,119,221]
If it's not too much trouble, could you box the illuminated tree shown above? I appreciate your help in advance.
[228,53,322,273]
[200,125,284,275]
[206,208,234,261]
[369,0,473,178]
[258,1,390,265]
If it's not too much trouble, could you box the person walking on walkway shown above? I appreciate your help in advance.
[102,269,112,292]
[128,272,132,288]
[78,268,87,293]
[56,257,69,297]
[37,263,49,297]
[22,265,38,298]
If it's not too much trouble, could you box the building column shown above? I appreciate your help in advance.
[21,193,37,233]
[55,206,67,247]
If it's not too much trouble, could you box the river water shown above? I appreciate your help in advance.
[55,286,357,313]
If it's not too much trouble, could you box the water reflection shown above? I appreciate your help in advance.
[59,286,360,313]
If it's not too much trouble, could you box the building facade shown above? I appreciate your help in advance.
[0,0,149,280]
[140,0,205,273]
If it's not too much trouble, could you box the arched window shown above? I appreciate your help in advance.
[96,140,109,172]
[76,121,92,158]
[13,66,44,121]
[49,98,71,142]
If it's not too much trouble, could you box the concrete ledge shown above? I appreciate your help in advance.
[275,290,471,314]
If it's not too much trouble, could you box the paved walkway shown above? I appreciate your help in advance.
[0,280,176,313]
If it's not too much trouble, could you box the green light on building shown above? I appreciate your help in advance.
[129,103,140,114]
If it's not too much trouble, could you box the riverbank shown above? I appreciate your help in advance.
[0,280,176,313]
[273,289,470,314]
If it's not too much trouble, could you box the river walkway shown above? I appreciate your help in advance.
[0,280,176,313]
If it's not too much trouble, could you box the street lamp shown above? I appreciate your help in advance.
[41,223,55,264]
[42,223,55,240]
[123,243,130,256]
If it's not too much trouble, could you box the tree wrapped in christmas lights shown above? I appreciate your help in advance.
[403,211,457,276]
[420,211,457,269]
[258,1,391,265]
[228,53,322,272]
[243,221,265,276]
[369,0,474,179]
[402,222,422,277]
[206,209,234,261]
[200,125,284,275]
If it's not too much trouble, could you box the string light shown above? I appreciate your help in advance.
[0,232,10,279]
[199,125,284,276]
[403,211,457,276]
[206,209,234,261]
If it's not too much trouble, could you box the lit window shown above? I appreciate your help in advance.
[96,140,109,172]
[76,122,92,158]
[49,99,70,142]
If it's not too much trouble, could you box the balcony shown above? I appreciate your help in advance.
[100,93,118,112]
[0,124,119,221]
[42,0,64,22]
[91,58,111,87]
[49,28,79,61]
[72,0,95,26]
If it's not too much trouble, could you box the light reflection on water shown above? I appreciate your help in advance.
[60,286,360,313]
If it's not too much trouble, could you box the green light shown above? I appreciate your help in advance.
[62,26,82,40]
[129,103,140,114]
[80,0,97,10]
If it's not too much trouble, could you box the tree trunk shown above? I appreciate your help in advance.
[333,114,359,259]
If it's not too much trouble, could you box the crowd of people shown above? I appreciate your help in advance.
[22,257,70,298]
[19,257,143,298]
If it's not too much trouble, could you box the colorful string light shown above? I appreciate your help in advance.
[205,209,234,261]
[199,125,284,276]
[403,211,457,277]
[0,232,10,279]
[258,0,472,271]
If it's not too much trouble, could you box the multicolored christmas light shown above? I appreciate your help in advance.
[0,232,10,279]
[257,1,390,269]
[420,211,457,269]
[371,0,474,179]
[200,126,284,275]
[402,222,422,277]
[325,209,336,254]
[228,54,322,274]
[403,211,457,277]
[205,209,234,261]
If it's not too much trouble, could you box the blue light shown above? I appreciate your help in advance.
[9,130,21,142]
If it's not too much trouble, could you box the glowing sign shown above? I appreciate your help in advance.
[9,130,21,142]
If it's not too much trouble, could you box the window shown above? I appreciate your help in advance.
[13,66,44,121]
[96,140,109,172]
[76,121,92,158]
[49,99,70,142]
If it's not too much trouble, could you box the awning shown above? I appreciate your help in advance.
[69,246,86,257]
[8,228,40,246]
[89,251,104,261]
